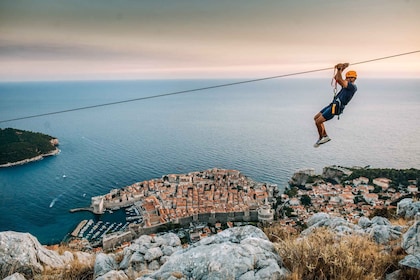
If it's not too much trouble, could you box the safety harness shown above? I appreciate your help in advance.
[330,67,342,119]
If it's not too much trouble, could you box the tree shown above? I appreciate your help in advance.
[300,195,312,206]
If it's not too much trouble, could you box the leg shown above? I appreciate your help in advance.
[314,112,327,139]
[313,109,332,147]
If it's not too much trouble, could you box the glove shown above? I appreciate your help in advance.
[335,63,349,71]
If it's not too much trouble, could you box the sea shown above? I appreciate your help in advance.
[0,78,419,245]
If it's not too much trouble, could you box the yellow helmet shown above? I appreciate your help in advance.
[346,70,357,78]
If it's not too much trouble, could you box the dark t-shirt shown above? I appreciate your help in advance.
[336,82,357,110]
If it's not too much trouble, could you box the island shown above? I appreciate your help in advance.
[0,128,59,168]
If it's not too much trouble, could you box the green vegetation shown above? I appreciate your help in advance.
[0,128,58,165]
[300,194,312,206]
[284,186,298,197]
[345,167,420,188]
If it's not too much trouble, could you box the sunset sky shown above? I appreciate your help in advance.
[1,0,419,81]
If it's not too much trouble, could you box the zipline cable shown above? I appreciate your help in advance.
[1,50,419,124]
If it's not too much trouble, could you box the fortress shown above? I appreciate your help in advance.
[83,168,278,249]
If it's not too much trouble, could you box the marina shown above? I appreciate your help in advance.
[71,219,130,245]
[125,203,144,223]
[70,204,144,245]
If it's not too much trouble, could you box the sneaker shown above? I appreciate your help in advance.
[313,136,331,148]
[319,136,331,144]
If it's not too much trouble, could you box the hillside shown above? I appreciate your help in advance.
[0,128,59,166]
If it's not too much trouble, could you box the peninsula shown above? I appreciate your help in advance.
[69,168,279,249]
[68,166,419,251]
[0,128,59,168]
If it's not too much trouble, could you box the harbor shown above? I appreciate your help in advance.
[69,203,144,246]
[67,168,277,249]
[70,219,130,246]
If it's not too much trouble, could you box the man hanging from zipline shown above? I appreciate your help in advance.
[313,63,358,147]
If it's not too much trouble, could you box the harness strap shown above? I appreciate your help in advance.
[331,67,340,120]
[331,67,338,98]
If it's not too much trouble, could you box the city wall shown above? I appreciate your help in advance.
[134,210,259,236]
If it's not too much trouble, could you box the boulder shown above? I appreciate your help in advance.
[119,232,182,274]
[152,233,181,247]
[371,216,391,226]
[322,166,352,184]
[401,220,420,255]
[397,198,420,219]
[0,231,69,278]
[399,253,420,270]
[364,216,403,244]
[137,226,290,280]
[302,213,363,236]
[96,269,129,280]
[3,272,26,280]
[303,213,402,244]
[144,247,163,262]
[358,216,373,229]
[365,225,402,244]
[94,253,118,279]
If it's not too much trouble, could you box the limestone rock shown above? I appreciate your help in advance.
[74,251,95,264]
[365,225,402,244]
[94,253,118,279]
[302,213,363,236]
[385,269,401,280]
[402,220,420,255]
[322,166,352,184]
[119,232,182,274]
[397,198,420,219]
[0,231,67,278]
[96,269,129,280]
[144,247,163,262]
[2,272,26,280]
[289,170,313,186]
[137,226,290,280]
[371,216,392,226]
[358,216,373,229]
[399,253,420,270]
[303,213,402,244]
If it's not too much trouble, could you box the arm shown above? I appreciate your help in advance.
[335,63,349,88]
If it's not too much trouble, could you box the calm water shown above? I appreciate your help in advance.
[0,78,419,244]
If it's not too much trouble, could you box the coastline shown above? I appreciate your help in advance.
[0,145,60,168]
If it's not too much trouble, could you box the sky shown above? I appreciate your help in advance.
[0,0,419,81]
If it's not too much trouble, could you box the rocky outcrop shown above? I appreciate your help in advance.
[397,198,420,219]
[289,166,353,186]
[97,270,129,280]
[0,231,93,279]
[400,220,420,271]
[94,253,119,279]
[137,226,289,280]
[402,221,420,255]
[289,168,315,186]
[3,215,420,279]
[303,213,420,277]
[322,166,352,184]
[116,232,183,279]
[394,198,420,271]
[302,213,404,244]
[3,273,26,280]
[92,226,290,280]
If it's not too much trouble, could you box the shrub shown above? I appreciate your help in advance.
[268,226,406,280]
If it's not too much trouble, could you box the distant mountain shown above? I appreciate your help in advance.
[0,128,59,167]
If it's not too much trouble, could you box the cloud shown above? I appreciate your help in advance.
[0,0,419,80]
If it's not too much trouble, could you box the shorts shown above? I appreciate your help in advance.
[320,104,334,121]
